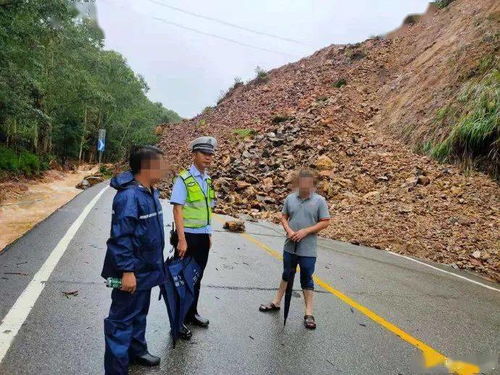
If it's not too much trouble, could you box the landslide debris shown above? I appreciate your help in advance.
[158,0,499,281]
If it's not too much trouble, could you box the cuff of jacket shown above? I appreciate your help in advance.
[117,261,135,273]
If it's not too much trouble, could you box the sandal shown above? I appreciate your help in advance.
[259,302,280,312]
[304,315,317,329]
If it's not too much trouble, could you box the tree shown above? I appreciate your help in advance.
[0,0,180,172]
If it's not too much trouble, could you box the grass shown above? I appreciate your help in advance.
[429,69,499,176]
[233,129,257,138]
[461,55,497,81]
[0,145,45,176]
[333,79,347,88]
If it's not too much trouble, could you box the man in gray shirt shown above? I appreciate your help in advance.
[259,169,330,329]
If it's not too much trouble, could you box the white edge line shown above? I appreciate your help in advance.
[0,185,109,363]
[387,251,500,292]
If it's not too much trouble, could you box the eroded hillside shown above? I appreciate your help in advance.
[158,0,499,281]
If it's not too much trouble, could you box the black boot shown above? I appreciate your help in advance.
[187,313,209,328]
[132,352,160,367]
[179,324,192,340]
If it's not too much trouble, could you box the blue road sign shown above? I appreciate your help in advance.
[97,139,105,152]
[97,129,106,152]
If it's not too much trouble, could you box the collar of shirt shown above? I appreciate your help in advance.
[294,191,313,201]
[189,164,209,180]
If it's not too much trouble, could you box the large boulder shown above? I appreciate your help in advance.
[315,155,334,170]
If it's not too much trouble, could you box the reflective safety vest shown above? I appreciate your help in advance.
[178,170,216,228]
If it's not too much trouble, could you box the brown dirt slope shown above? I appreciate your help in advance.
[158,0,499,281]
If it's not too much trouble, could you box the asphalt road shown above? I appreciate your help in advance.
[0,182,499,375]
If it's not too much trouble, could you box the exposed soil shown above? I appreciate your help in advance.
[157,0,499,281]
[0,166,97,252]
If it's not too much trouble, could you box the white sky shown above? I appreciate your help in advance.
[95,0,430,118]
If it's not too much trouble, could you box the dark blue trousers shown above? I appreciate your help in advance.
[104,288,151,375]
[282,251,316,290]
[185,233,210,318]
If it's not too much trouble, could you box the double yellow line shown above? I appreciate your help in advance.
[230,223,480,375]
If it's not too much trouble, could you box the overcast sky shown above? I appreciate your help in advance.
[95,0,430,118]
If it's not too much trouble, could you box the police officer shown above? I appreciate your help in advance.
[101,146,167,374]
[170,136,217,328]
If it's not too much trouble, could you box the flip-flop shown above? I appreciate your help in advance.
[304,315,317,329]
[259,302,281,312]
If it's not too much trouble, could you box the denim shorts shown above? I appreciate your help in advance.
[282,251,316,290]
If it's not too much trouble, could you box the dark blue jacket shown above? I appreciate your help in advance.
[101,171,165,290]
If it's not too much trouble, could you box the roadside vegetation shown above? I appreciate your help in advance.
[429,65,499,177]
[0,0,180,175]
[0,145,47,176]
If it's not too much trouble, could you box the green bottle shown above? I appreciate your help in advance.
[105,277,122,289]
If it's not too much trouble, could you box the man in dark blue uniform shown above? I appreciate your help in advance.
[101,146,167,375]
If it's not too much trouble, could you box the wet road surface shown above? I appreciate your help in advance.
[0,183,499,374]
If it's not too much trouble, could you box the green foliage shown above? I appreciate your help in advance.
[99,164,113,178]
[255,66,269,83]
[430,69,499,175]
[462,55,497,81]
[0,145,44,175]
[233,129,256,138]
[435,106,449,121]
[0,1,180,170]
[0,146,18,172]
[333,79,347,88]
[431,0,456,9]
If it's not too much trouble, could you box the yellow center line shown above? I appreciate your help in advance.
[215,216,480,375]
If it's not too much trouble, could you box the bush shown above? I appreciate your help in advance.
[333,79,347,88]
[403,14,421,25]
[255,66,269,83]
[0,145,43,175]
[432,0,456,9]
[99,165,113,177]
[0,145,19,171]
[19,151,41,175]
[233,129,256,138]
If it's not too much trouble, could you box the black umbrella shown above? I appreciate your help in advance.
[160,256,201,346]
[283,242,298,326]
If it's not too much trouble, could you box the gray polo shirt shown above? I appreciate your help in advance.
[282,192,330,257]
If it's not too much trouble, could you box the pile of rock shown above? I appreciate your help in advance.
[76,173,105,190]
[156,9,499,281]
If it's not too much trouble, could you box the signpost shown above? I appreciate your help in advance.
[97,129,106,165]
